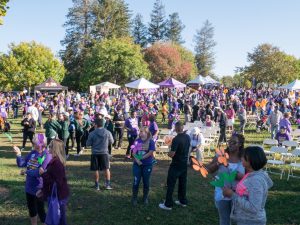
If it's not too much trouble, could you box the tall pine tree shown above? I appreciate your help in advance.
[132,14,148,48]
[148,0,167,44]
[60,0,94,90]
[91,0,131,40]
[166,12,185,44]
[60,0,131,90]
[194,20,216,76]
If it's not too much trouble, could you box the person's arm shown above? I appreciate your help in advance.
[14,147,31,167]
[86,132,93,147]
[142,140,155,160]
[168,137,178,158]
[205,156,219,174]
[108,131,114,146]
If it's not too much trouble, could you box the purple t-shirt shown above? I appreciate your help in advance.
[17,150,52,195]
[125,117,139,136]
[149,122,158,137]
[133,138,155,166]
[275,132,291,145]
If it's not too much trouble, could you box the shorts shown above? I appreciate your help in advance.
[90,154,110,171]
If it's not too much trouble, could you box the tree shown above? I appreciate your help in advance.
[148,0,167,44]
[82,38,151,89]
[60,0,94,90]
[132,14,148,48]
[0,41,65,91]
[61,0,131,90]
[194,20,216,76]
[0,0,9,25]
[144,42,195,83]
[166,12,185,44]
[241,43,300,85]
[91,0,131,40]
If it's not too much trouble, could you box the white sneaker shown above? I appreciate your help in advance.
[21,148,24,151]
[79,150,83,155]
[175,200,187,207]
[159,203,172,211]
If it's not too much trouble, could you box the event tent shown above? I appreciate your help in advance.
[186,75,207,85]
[278,79,300,91]
[125,78,159,89]
[34,77,67,99]
[89,81,120,93]
[204,75,220,84]
[158,78,186,88]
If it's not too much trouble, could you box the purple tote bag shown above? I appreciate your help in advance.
[45,183,61,225]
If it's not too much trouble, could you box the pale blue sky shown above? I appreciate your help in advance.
[1,0,300,76]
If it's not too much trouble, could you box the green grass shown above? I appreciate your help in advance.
[0,115,300,225]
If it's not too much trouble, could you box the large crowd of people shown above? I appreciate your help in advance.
[4,85,298,224]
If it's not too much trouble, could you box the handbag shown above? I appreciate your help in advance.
[45,182,61,225]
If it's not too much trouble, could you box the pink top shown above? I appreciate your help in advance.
[226,109,235,119]
[236,173,250,197]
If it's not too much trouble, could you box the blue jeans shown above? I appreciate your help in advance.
[132,164,152,199]
[215,200,232,225]
[271,125,279,139]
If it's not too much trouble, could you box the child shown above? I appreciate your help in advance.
[223,146,273,225]
[275,126,291,146]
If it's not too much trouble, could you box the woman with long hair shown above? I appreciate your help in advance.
[37,139,70,225]
[131,127,155,205]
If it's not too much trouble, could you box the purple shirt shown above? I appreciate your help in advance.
[149,121,158,137]
[275,132,291,145]
[17,150,52,195]
[125,117,139,136]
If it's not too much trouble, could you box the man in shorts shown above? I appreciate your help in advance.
[86,118,114,190]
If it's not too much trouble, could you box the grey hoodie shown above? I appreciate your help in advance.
[230,170,273,225]
[86,128,114,155]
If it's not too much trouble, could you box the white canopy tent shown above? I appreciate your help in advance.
[187,75,207,85]
[204,75,220,84]
[278,80,300,91]
[89,81,120,94]
[125,78,159,89]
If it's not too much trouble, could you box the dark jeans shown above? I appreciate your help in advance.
[215,200,232,225]
[165,165,188,207]
[13,107,18,118]
[67,131,75,149]
[75,134,83,154]
[219,126,227,144]
[63,138,69,156]
[132,164,153,199]
[113,127,124,148]
[126,134,137,156]
[22,131,34,148]
[26,192,46,222]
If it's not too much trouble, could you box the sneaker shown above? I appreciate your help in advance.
[159,203,172,211]
[118,147,121,150]
[91,184,100,191]
[105,185,113,190]
[21,148,24,151]
[175,200,187,207]
[72,147,76,151]
[79,150,83,155]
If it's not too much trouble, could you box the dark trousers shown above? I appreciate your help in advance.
[75,134,83,154]
[165,165,188,207]
[22,131,34,148]
[26,192,46,222]
[67,131,75,149]
[113,127,124,148]
[13,108,18,118]
[218,126,227,144]
[126,135,137,156]
[132,163,152,199]
[63,138,69,156]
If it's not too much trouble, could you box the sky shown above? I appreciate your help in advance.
[1,0,300,77]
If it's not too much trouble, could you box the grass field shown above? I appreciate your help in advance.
[0,115,300,225]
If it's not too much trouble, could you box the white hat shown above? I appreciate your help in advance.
[105,114,111,120]
[64,112,70,117]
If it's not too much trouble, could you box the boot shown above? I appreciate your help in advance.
[131,189,138,206]
[143,189,149,205]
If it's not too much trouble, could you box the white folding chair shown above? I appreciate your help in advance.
[262,139,278,155]
[281,141,297,157]
[287,149,300,181]
[266,146,288,179]
[291,129,300,140]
